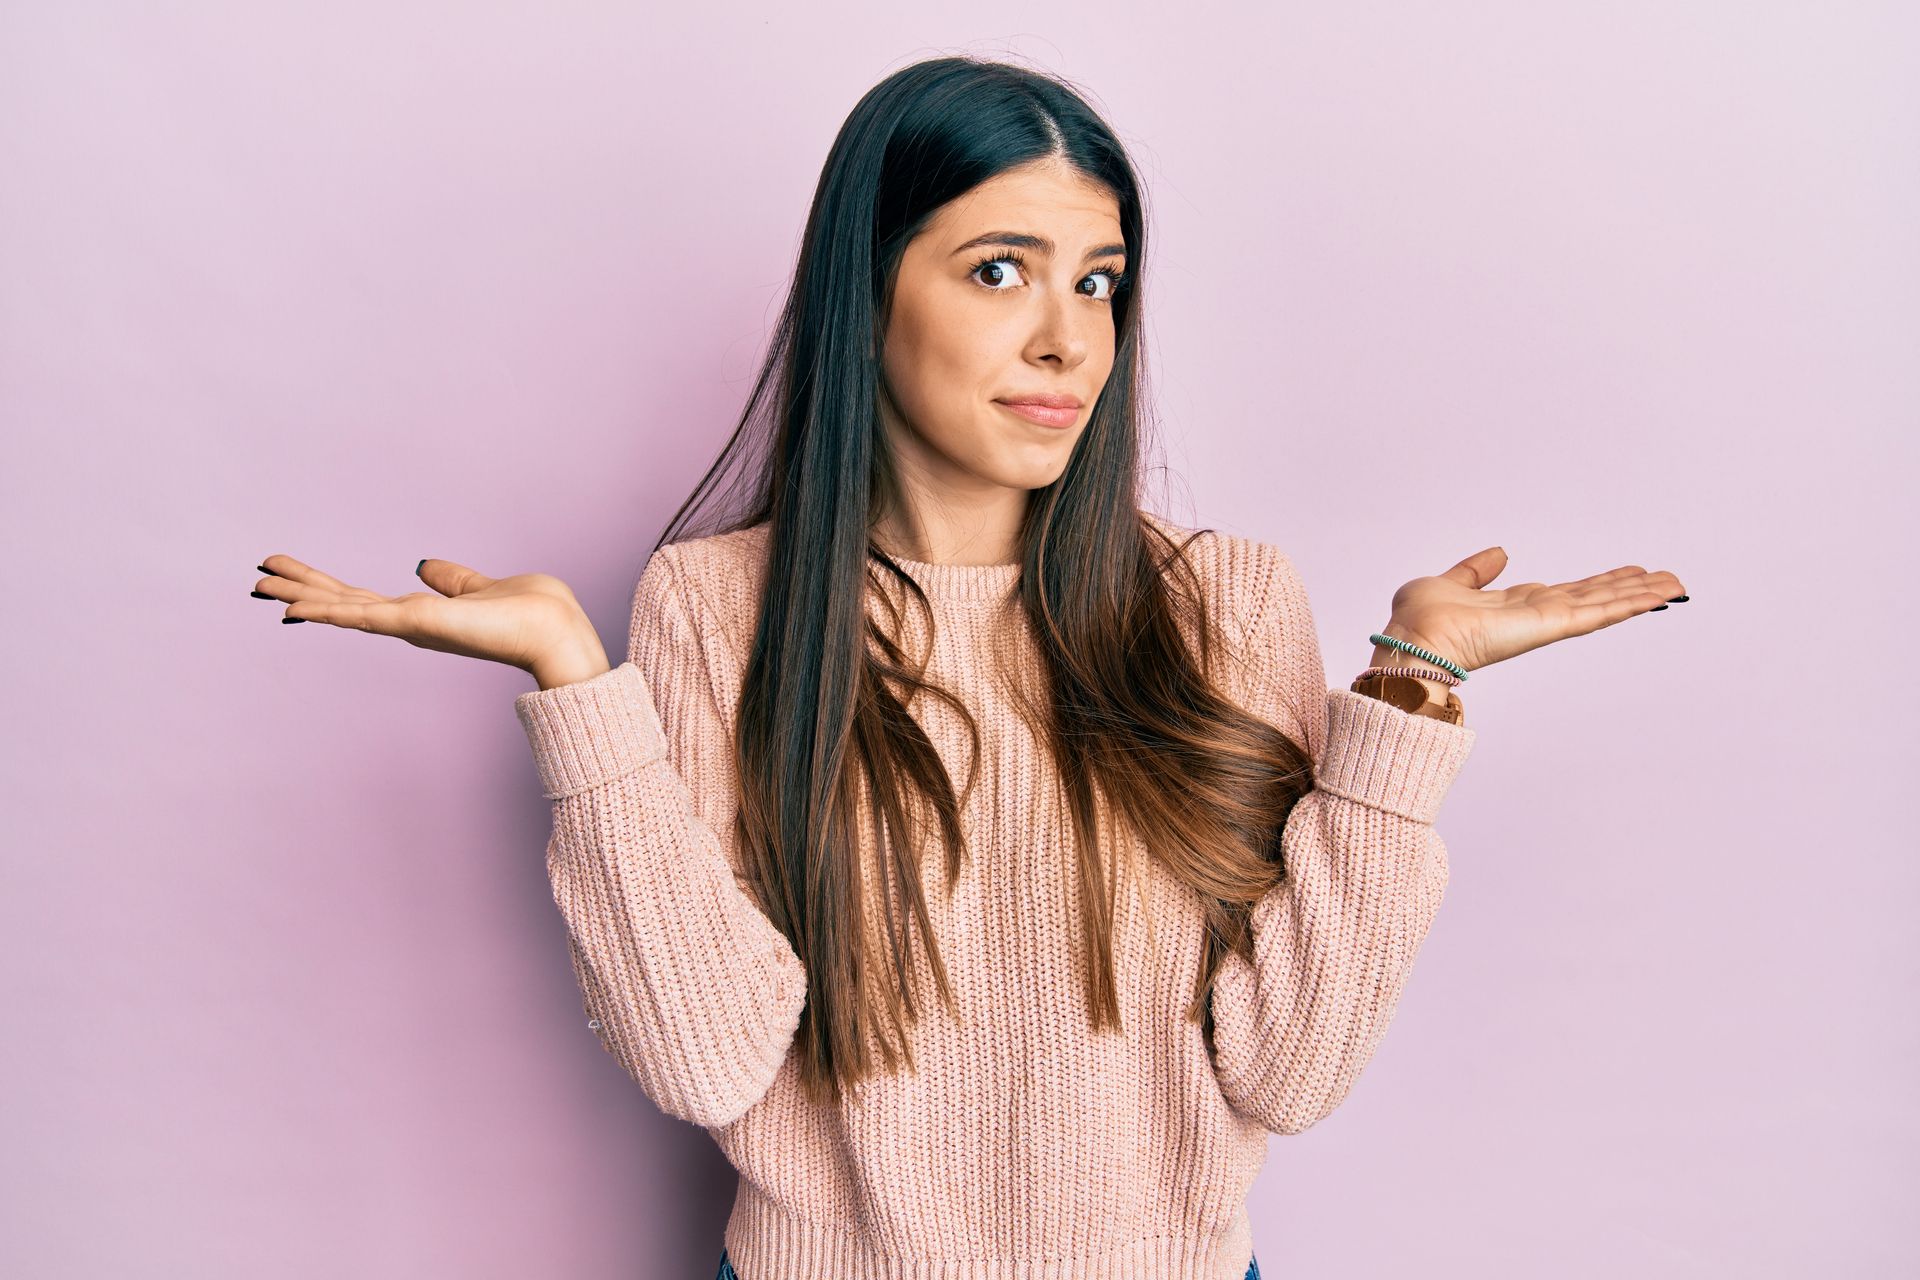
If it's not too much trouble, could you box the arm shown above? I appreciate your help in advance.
[1207,544,1476,1135]
[512,547,807,1128]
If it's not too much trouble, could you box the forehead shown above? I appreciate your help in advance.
[929,163,1124,246]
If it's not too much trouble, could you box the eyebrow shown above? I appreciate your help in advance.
[949,231,1128,262]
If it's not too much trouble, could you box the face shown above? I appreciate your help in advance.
[876,158,1127,524]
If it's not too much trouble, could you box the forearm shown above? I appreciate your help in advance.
[1213,801,1452,1133]
[1208,687,1473,1134]
[514,660,808,1128]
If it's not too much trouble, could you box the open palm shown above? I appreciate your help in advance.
[250,555,599,675]
[1384,548,1688,674]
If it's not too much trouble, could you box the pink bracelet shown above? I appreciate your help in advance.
[1353,664,1463,687]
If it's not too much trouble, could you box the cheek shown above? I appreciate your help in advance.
[884,302,1001,436]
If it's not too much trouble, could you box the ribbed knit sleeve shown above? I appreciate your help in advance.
[1207,543,1475,1135]
[512,547,807,1129]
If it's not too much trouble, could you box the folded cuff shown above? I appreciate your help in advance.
[1311,687,1476,824]
[512,661,668,799]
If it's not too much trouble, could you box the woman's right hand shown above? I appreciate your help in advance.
[251,555,610,688]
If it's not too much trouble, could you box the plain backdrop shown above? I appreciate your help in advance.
[3,3,1914,1276]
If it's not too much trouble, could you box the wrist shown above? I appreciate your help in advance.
[530,627,611,691]
[1369,624,1465,682]
[1358,662,1460,707]
[1367,644,1453,677]
[1363,632,1463,708]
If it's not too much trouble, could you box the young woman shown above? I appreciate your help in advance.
[250,56,1686,1280]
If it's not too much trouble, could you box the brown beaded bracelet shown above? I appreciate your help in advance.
[1353,663,1464,687]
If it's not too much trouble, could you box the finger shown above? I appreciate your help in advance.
[1440,546,1508,589]
[252,578,326,605]
[258,554,358,595]
[1554,564,1647,591]
[254,576,382,612]
[1568,591,1671,635]
[286,597,420,636]
[417,558,496,599]
[1565,571,1685,602]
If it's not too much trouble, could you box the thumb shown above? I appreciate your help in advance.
[1440,545,1507,589]
[415,557,495,598]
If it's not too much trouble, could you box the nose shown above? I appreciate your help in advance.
[1026,290,1090,369]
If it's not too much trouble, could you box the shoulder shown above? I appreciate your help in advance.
[627,522,771,671]
[1139,510,1304,651]
[646,522,771,611]
[1142,512,1323,746]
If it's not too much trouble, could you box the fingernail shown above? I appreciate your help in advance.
[257,564,272,575]
[281,617,306,624]
[1667,595,1689,603]
[1650,604,1669,611]
[249,590,274,600]
[415,559,426,577]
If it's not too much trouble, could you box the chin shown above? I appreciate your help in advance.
[982,461,1073,491]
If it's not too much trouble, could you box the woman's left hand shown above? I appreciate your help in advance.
[1376,547,1688,674]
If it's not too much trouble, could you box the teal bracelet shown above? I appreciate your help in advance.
[1368,632,1469,682]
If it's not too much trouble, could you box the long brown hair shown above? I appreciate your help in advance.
[651,56,1313,1108]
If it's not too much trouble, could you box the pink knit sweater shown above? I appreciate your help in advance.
[513,516,1475,1280]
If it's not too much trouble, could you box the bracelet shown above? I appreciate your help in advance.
[1347,671,1467,724]
[1355,663,1463,687]
[1369,632,1469,681]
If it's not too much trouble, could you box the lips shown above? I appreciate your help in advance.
[995,393,1083,430]
[995,399,1080,428]
[998,393,1082,409]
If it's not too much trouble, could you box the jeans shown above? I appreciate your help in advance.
[715,1246,1260,1278]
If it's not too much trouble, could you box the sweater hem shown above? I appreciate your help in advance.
[724,1181,1256,1280]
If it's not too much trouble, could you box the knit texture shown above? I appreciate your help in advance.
[512,515,1475,1280]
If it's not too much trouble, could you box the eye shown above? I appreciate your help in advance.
[968,251,1029,291]
[965,250,1133,304]
[1080,264,1130,302]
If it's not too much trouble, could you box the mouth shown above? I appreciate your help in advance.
[994,399,1081,429]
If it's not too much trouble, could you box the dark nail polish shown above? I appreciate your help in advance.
[250,590,274,600]
[416,559,426,577]
[1650,604,1668,611]
[1667,595,1689,603]
[257,564,272,575]
[281,617,306,624]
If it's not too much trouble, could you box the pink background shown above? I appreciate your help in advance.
[4,4,1914,1275]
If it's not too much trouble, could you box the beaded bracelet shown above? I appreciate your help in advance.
[1369,632,1469,682]
[1356,664,1463,687]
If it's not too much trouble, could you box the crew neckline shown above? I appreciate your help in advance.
[876,551,1022,602]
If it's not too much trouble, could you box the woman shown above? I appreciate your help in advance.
[248,56,1685,1280]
